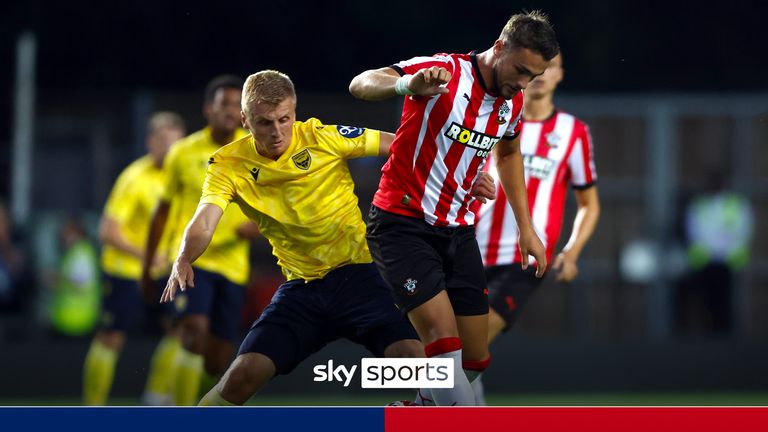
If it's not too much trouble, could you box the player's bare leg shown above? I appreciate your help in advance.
[458,314,491,406]
[199,352,276,405]
[487,307,506,344]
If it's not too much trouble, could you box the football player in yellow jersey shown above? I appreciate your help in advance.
[82,112,186,405]
[161,70,495,406]
[142,75,260,405]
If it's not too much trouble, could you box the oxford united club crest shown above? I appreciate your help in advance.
[291,148,311,170]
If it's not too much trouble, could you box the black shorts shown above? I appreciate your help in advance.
[366,205,488,316]
[485,265,543,332]
[238,263,419,375]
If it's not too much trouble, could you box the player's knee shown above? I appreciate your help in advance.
[219,353,276,404]
[383,339,425,358]
[96,331,126,352]
[179,316,209,353]
[460,334,490,362]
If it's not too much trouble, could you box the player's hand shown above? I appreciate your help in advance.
[408,67,452,96]
[518,228,547,278]
[160,259,195,303]
[470,171,496,203]
[553,250,578,282]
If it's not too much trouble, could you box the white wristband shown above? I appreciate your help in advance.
[394,74,415,96]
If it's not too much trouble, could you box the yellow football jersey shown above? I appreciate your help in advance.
[201,118,380,281]
[101,155,165,280]
[163,127,251,285]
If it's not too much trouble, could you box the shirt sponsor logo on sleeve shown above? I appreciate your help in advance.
[336,125,365,138]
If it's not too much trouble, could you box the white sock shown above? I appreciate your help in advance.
[414,388,435,406]
[425,338,475,406]
[463,357,490,406]
[470,376,487,406]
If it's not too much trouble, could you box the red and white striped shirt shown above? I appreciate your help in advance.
[475,110,597,266]
[372,52,524,227]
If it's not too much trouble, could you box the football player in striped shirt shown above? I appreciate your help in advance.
[473,53,601,404]
[349,11,559,405]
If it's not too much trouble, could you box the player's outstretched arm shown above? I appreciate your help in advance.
[553,186,600,282]
[160,203,223,303]
[350,67,451,101]
[493,137,547,277]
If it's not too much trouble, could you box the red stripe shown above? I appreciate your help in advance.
[385,407,768,432]
[483,170,508,266]
[580,123,595,184]
[455,98,506,225]
[541,120,584,261]
[424,337,462,357]
[409,58,463,212]
[513,113,559,263]
[432,69,484,226]
[462,356,491,372]
[401,60,453,76]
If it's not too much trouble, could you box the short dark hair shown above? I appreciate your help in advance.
[204,74,244,103]
[499,10,560,61]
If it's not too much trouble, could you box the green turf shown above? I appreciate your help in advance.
[5,392,768,406]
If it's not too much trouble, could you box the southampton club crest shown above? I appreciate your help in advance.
[403,278,418,295]
[291,148,312,170]
[496,101,511,125]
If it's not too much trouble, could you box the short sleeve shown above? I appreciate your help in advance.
[161,145,181,202]
[103,169,134,224]
[390,54,454,76]
[568,122,598,188]
[312,119,381,159]
[199,154,236,211]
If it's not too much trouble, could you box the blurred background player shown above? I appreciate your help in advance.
[472,53,600,404]
[675,170,753,336]
[141,76,259,405]
[349,11,557,405]
[82,112,186,405]
[50,217,100,338]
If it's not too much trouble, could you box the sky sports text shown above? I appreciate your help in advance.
[313,358,454,388]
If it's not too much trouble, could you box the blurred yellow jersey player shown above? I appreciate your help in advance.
[162,127,251,284]
[202,117,378,281]
[83,111,186,406]
[142,75,259,406]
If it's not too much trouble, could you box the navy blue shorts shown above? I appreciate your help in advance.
[101,274,143,332]
[486,265,543,332]
[172,267,245,342]
[366,205,489,316]
[238,263,419,375]
[101,274,176,332]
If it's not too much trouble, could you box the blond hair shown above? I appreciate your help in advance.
[147,111,185,134]
[241,70,296,114]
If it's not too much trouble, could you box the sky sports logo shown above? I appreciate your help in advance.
[313,358,454,389]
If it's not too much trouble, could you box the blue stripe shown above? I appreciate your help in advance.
[0,407,384,432]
